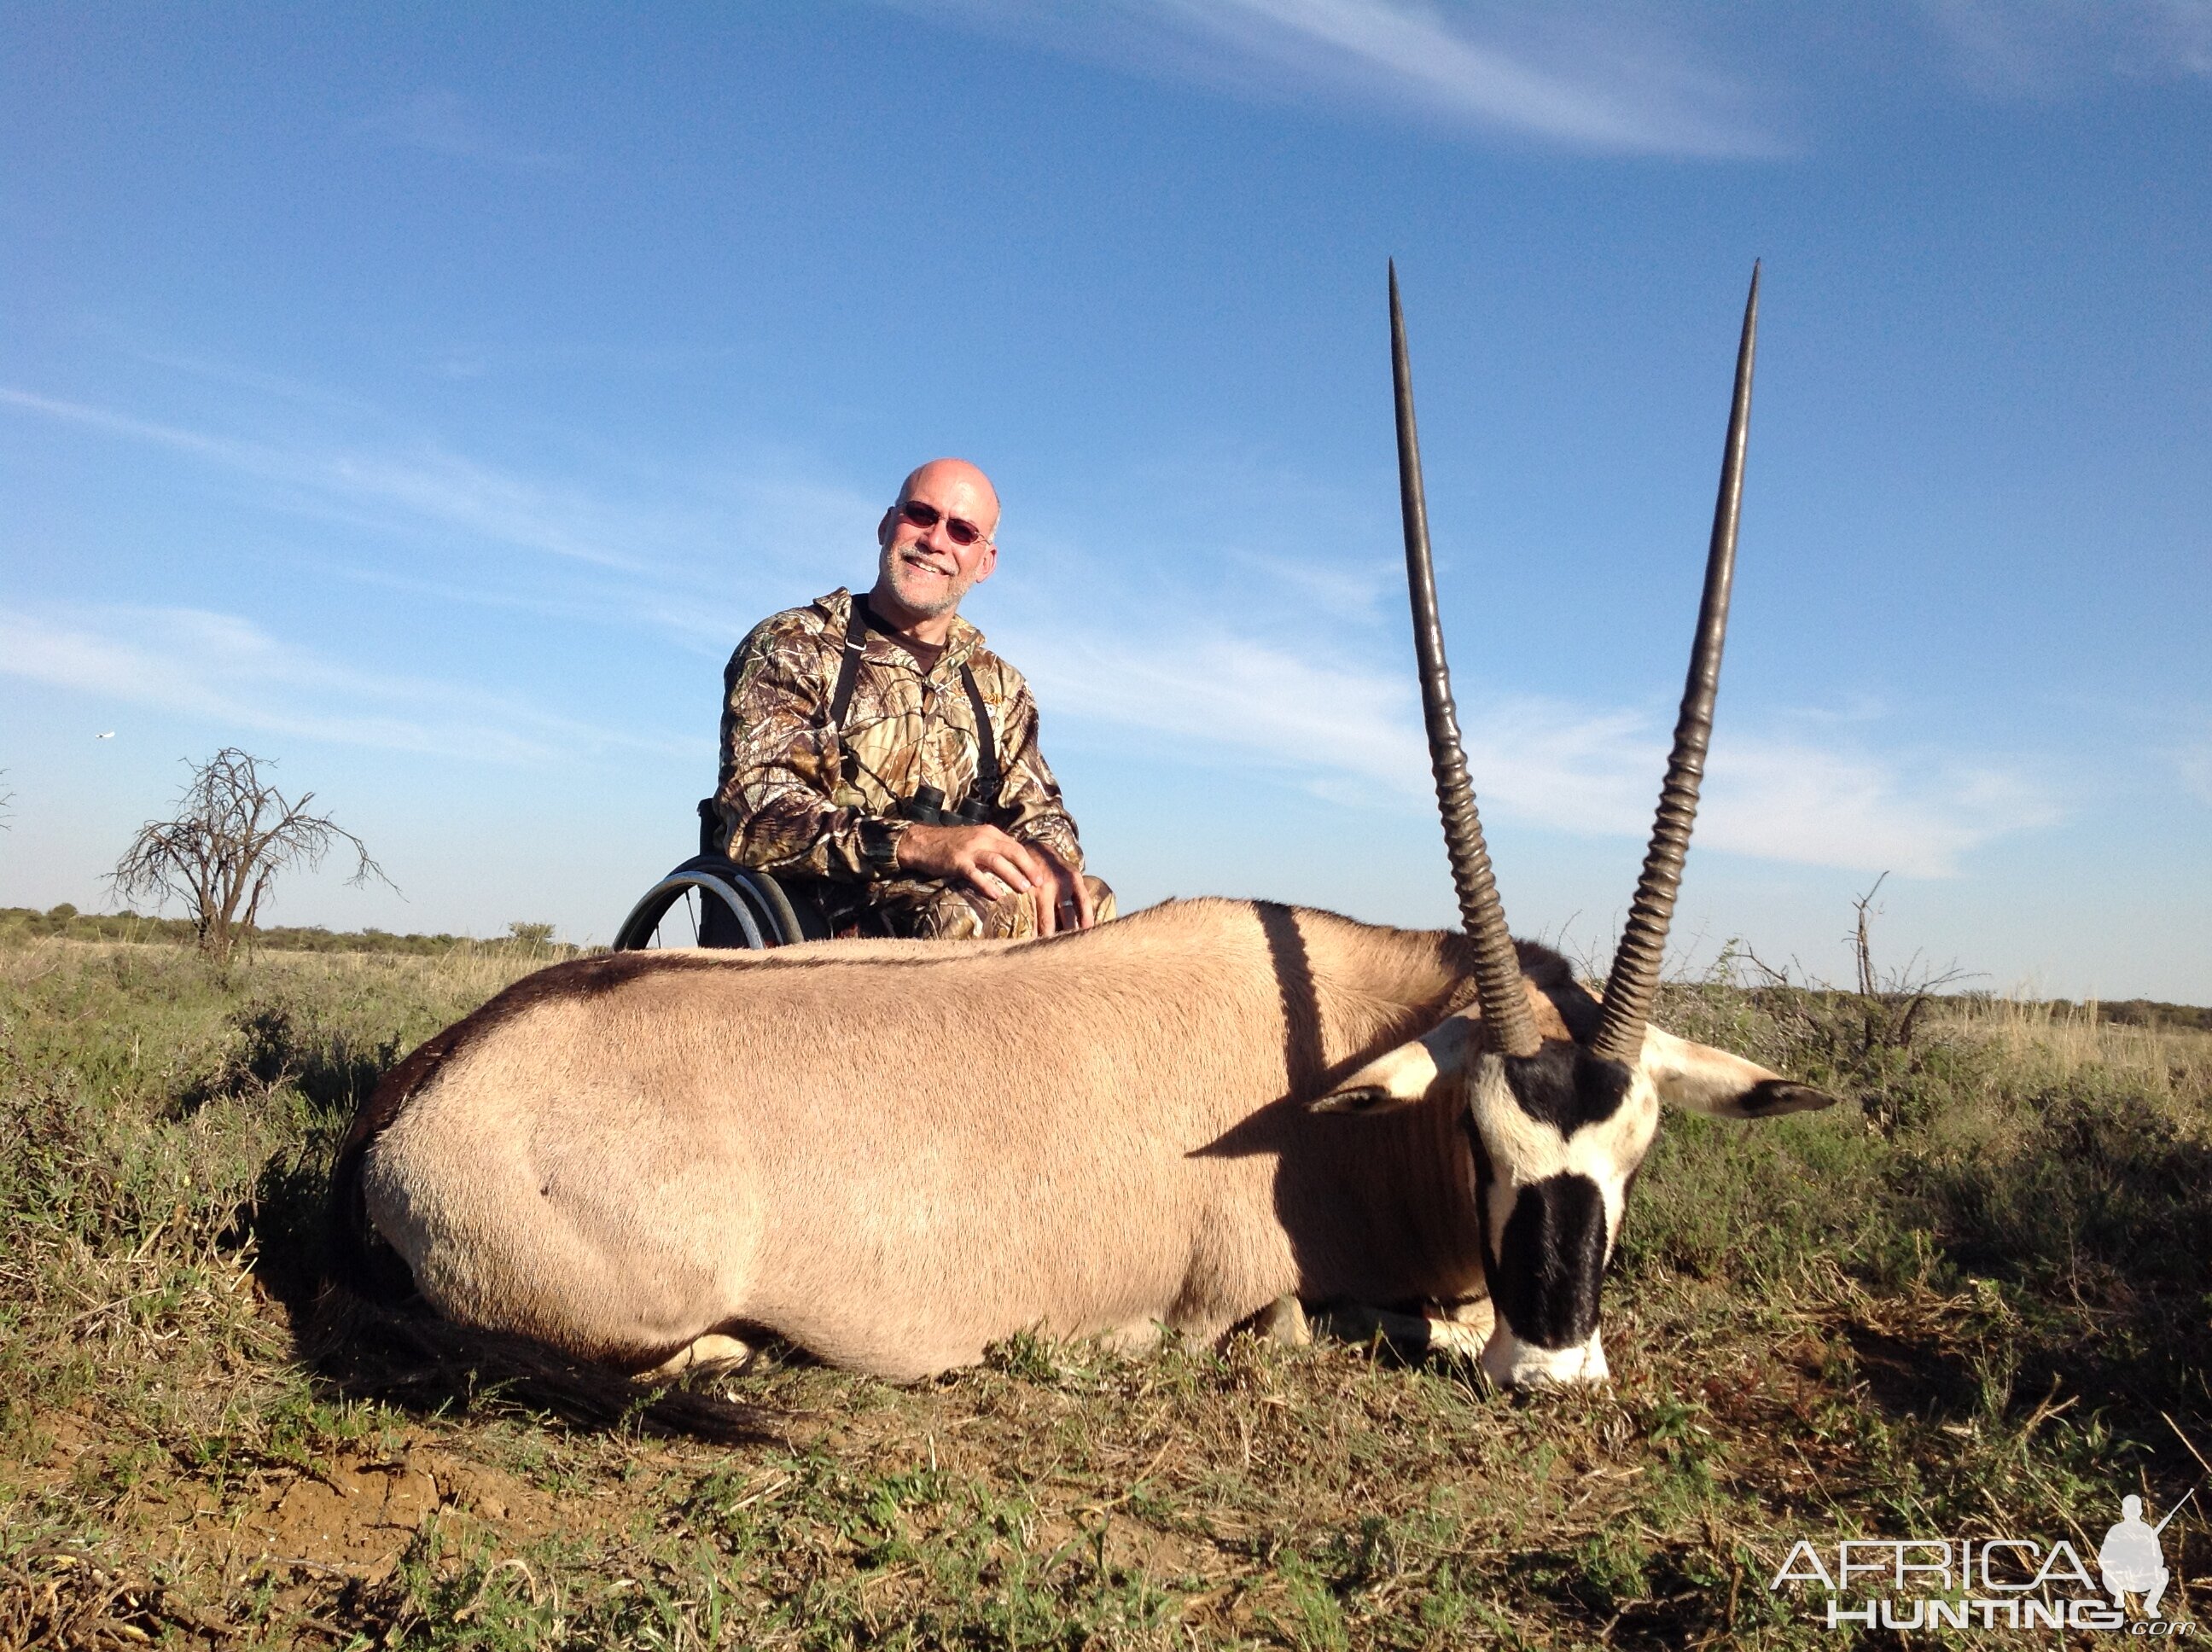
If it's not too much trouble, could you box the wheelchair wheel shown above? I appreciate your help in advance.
[614,864,765,951]
[612,858,828,951]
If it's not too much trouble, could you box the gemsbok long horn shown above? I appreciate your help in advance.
[1591,262,1762,1067]
[1390,261,1540,1060]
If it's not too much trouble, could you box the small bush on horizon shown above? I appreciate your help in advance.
[0,906,593,958]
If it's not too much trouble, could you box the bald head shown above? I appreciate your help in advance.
[899,458,1000,538]
[871,457,1003,639]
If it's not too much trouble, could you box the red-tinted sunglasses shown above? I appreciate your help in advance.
[895,498,992,548]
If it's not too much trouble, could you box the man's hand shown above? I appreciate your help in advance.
[895,823,1095,936]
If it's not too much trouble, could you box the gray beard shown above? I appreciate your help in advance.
[879,544,972,618]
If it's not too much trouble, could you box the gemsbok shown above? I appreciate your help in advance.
[324,264,1835,1431]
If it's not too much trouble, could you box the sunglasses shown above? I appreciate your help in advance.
[895,498,992,548]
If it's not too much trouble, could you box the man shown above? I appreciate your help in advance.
[715,457,1112,940]
[2098,1494,2172,1618]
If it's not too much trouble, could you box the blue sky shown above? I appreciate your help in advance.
[3,2,2208,1000]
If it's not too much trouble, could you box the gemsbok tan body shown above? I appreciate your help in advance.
[338,901,1820,1389]
[328,262,1837,1405]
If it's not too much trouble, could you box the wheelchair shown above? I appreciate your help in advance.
[611,801,834,951]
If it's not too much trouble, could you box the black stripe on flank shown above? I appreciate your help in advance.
[1257,901,1326,1100]
[1491,1172,1609,1351]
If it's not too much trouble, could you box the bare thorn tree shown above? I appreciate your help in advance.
[111,749,396,963]
[1845,870,1971,1061]
[1850,871,1891,1000]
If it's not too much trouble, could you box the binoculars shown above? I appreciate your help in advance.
[898,784,992,827]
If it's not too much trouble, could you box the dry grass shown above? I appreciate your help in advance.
[1941,993,2212,1102]
[0,932,577,997]
[3,938,2209,1649]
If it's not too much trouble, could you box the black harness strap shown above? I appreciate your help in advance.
[826,596,871,739]
[824,596,1004,814]
[958,664,1001,811]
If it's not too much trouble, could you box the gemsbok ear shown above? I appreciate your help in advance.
[1310,1011,1477,1115]
[1640,1026,1838,1120]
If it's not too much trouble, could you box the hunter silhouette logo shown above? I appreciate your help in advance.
[2102,1490,2193,1619]
[1768,1488,2201,1633]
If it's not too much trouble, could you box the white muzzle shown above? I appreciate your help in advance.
[1481,1326,1610,1388]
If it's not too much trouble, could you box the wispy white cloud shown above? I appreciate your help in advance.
[1698,741,2056,877]
[1916,0,2212,94]
[357,89,573,170]
[2149,0,2212,74]
[0,385,899,616]
[0,380,888,656]
[120,348,385,420]
[0,605,681,765]
[1010,620,2055,875]
[1,387,650,572]
[1017,628,1431,780]
[2178,735,2212,806]
[905,1,2212,156]
[898,0,1779,156]
[1223,545,1397,619]
[1,369,2063,875]
[0,387,254,466]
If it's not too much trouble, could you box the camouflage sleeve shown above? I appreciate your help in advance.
[715,621,879,881]
[993,679,1086,873]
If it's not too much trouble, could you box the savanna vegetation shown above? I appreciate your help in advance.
[2,927,2207,1649]
[0,908,568,959]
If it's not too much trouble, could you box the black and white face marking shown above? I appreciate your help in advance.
[1311,1003,1837,1387]
[1462,1041,1657,1387]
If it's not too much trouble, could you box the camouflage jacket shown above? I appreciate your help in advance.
[715,589,1087,882]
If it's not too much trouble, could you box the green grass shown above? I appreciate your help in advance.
[0,904,582,957]
[3,934,2208,1648]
